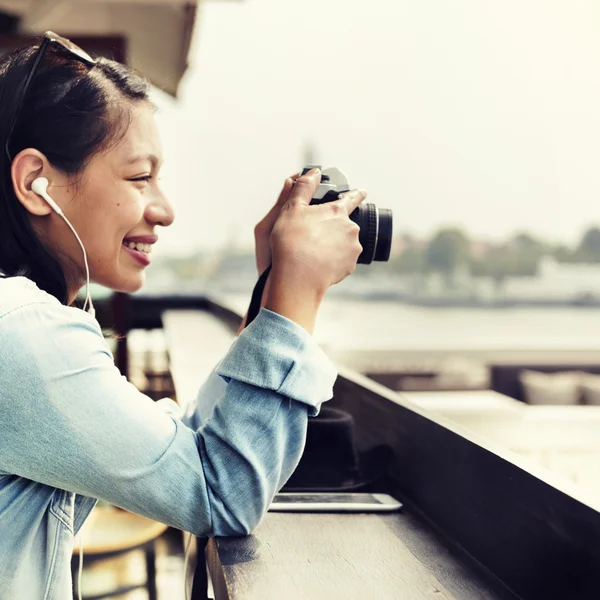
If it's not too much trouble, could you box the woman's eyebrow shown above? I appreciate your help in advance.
[125,154,163,167]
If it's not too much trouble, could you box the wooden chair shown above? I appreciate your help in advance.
[71,505,168,600]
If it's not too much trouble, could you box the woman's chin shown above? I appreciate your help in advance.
[106,272,146,294]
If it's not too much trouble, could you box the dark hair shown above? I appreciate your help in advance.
[0,43,151,304]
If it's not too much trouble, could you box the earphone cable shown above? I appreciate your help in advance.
[76,532,84,600]
[183,531,194,600]
[59,213,94,315]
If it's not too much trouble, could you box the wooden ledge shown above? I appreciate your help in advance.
[207,510,516,600]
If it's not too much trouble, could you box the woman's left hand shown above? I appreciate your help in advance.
[236,173,300,335]
[253,173,300,274]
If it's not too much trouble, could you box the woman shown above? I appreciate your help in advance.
[0,32,365,599]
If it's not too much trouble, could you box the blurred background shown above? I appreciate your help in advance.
[146,0,600,388]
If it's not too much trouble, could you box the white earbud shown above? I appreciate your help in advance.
[32,177,63,215]
[31,176,95,317]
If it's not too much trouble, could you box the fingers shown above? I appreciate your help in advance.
[278,170,367,216]
[285,168,322,207]
[256,174,301,234]
[336,189,368,215]
[274,174,298,208]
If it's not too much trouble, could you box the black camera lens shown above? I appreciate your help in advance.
[375,208,393,262]
[350,204,393,264]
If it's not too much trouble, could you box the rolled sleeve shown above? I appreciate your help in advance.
[0,284,338,540]
[216,308,337,416]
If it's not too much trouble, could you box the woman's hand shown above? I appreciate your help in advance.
[253,173,300,274]
[265,168,367,333]
[235,173,299,335]
[270,168,366,294]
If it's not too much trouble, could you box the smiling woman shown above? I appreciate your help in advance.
[0,34,161,304]
[0,31,365,600]
[0,41,173,305]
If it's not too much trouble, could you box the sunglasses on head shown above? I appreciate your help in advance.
[5,31,96,163]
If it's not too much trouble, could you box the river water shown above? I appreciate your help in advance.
[222,294,600,353]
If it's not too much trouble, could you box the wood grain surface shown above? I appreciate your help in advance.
[208,514,510,600]
[207,510,515,600]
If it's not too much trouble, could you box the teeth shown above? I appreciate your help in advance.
[125,241,152,254]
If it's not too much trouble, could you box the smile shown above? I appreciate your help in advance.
[122,241,152,266]
[124,241,152,254]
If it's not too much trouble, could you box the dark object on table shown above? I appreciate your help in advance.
[281,406,392,492]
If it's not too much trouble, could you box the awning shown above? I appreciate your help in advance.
[0,0,201,97]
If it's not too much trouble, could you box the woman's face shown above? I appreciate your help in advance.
[38,101,174,300]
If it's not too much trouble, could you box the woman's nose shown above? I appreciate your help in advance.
[145,188,175,227]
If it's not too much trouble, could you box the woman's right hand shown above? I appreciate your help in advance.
[265,168,367,332]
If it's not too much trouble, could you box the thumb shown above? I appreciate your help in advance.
[285,168,322,208]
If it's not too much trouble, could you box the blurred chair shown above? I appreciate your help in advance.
[491,363,600,402]
[71,505,168,600]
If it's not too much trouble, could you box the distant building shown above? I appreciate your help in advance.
[501,256,600,301]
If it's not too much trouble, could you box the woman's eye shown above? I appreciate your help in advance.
[129,175,152,182]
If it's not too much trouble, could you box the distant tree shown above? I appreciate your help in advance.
[470,237,540,282]
[391,247,426,274]
[576,227,600,261]
[510,232,545,252]
[550,244,573,263]
[426,228,470,274]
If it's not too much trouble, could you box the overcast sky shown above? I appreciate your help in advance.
[151,0,600,255]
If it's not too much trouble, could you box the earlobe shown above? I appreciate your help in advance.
[11,148,54,216]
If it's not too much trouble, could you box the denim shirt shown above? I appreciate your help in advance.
[0,276,337,600]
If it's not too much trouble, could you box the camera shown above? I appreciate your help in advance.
[302,165,393,264]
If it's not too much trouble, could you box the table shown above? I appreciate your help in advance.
[207,511,513,600]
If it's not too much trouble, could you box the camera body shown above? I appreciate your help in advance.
[302,166,393,264]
